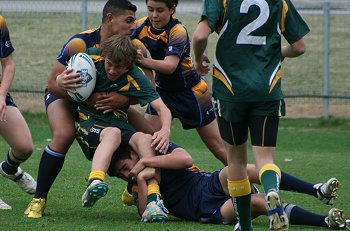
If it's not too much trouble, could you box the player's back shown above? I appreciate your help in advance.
[213,0,284,101]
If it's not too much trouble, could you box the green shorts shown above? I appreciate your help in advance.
[213,98,286,123]
[76,117,136,160]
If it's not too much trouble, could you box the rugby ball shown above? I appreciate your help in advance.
[66,52,96,102]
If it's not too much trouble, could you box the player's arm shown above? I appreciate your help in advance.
[47,61,81,99]
[135,167,157,215]
[148,98,172,153]
[136,52,179,75]
[133,39,156,86]
[281,38,307,60]
[130,147,193,177]
[192,19,212,75]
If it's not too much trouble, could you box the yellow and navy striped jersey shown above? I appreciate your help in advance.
[57,27,101,66]
[0,15,14,58]
[132,17,201,91]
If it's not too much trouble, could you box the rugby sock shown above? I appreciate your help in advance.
[35,146,65,198]
[88,170,106,183]
[280,171,317,197]
[146,184,160,204]
[228,178,253,231]
[2,148,26,174]
[284,203,328,227]
[259,164,281,193]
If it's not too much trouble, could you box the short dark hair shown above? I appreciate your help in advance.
[145,0,178,9]
[102,0,137,23]
[107,144,132,177]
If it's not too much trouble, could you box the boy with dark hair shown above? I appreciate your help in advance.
[108,144,349,229]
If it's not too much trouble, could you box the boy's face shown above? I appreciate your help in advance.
[114,152,139,181]
[146,0,175,29]
[104,57,129,80]
[108,10,136,36]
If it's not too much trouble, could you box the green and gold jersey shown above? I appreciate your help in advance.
[78,48,159,124]
[202,0,310,102]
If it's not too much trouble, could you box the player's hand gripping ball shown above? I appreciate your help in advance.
[67,52,96,102]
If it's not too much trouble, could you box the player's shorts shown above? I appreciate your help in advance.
[213,98,285,122]
[5,93,17,107]
[160,169,229,224]
[44,90,78,112]
[213,98,285,146]
[76,116,136,160]
[146,79,215,129]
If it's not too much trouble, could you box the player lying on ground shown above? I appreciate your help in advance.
[107,143,349,229]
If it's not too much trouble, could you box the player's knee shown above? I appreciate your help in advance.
[132,132,152,146]
[51,126,76,151]
[53,125,75,140]
[12,143,34,158]
[102,127,121,140]
[251,194,266,218]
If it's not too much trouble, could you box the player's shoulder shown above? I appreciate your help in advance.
[169,19,187,35]
[0,15,5,23]
[0,15,7,28]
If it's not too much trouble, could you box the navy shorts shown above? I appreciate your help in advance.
[160,169,229,224]
[146,79,215,129]
[44,90,78,111]
[5,93,17,107]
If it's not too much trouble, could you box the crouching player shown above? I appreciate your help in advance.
[75,34,171,222]
[107,143,349,230]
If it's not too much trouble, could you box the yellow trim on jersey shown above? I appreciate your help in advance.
[281,0,289,33]
[227,177,251,197]
[79,28,98,34]
[259,164,281,183]
[119,75,141,92]
[269,69,282,93]
[89,54,104,63]
[213,66,234,95]
[79,112,89,121]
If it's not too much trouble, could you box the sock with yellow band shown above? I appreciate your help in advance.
[259,163,281,193]
[88,170,106,185]
[147,184,160,204]
[228,177,253,231]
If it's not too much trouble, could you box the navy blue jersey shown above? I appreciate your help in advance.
[154,143,228,222]
[132,17,201,91]
[0,15,14,58]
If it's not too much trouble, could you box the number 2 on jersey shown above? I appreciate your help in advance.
[236,0,269,45]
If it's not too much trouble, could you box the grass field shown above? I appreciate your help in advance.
[0,112,349,230]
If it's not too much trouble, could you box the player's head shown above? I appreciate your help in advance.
[100,34,137,80]
[102,0,137,36]
[107,144,138,181]
[145,0,178,29]
[145,0,178,9]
